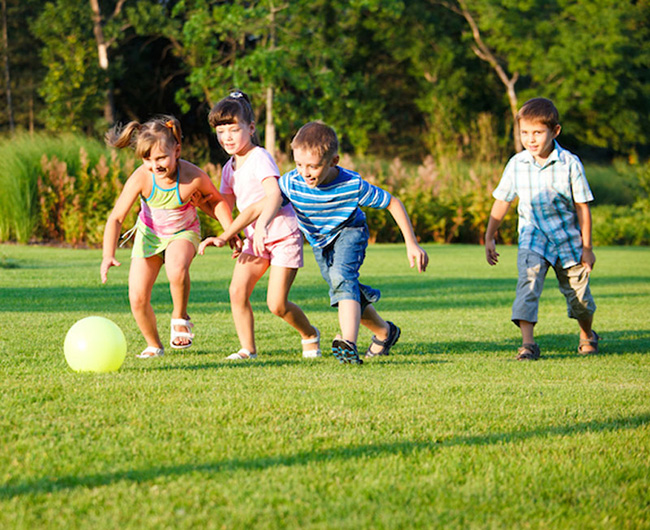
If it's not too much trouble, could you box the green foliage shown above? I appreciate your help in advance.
[31,0,107,132]
[0,133,134,244]
[0,244,649,528]
[591,160,650,246]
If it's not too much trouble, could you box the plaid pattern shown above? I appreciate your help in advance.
[493,141,594,268]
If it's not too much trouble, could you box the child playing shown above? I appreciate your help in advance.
[207,120,429,364]
[198,92,320,360]
[485,97,598,360]
[101,115,233,358]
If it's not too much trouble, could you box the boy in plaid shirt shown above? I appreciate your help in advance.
[485,98,598,360]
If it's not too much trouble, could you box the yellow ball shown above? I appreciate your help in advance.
[64,316,127,373]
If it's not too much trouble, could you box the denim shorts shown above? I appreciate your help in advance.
[512,248,596,325]
[312,224,380,310]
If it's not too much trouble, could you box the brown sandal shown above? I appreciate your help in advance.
[516,343,540,361]
[578,331,600,355]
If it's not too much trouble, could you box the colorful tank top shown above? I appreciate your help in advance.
[129,168,201,259]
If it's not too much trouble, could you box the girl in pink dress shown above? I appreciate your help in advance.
[199,92,320,360]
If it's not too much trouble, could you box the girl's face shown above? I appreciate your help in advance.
[142,141,180,180]
[215,118,255,156]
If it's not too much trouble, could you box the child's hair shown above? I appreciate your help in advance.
[290,121,339,161]
[517,98,560,130]
[105,115,182,159]
[208,91,259,146]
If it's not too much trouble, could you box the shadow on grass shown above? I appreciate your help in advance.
[390,330,650,358]
[2,412,648,499]
[0,277,521,313]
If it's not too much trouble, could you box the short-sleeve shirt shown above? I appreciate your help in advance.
[279,166,392,248]
[220,146,299,242]
[493,141,594,268]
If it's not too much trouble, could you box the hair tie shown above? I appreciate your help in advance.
[165,120,174,129]
[229,91,244,99]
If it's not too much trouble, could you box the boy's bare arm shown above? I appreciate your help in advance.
[485,199,511,266]
[386,196,429,272]
[575,201,595,271]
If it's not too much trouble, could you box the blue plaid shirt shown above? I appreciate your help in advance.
[493,141,594,268]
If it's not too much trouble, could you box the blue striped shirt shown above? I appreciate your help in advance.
[279,167,392,248]
[493,141,594,268]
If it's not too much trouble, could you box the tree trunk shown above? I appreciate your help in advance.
[265,85,276,159]
[447,0,522,152]
[2,0,14,133]
[264,2,278,158]
[89,0,115,124]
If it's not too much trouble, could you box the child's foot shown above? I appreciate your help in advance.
[136,346,164,358]
[516,343,540,361]
[365,321,401,358]
[170,317,194,349]
[332,336,363,364]
[578,331,600,355]
[301,327,322,358]
[226,348,258,360]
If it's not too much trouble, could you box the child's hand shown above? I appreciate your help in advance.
[229,236,243,259]
[407,243,429,273]
[581,247,596,272]
[198,237,226,255]
[100,256,121,284]
[253,226,268,256]
[485,239,499,265]
[190,190,214,208]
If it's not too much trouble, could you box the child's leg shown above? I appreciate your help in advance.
[519,320,535,344]
[229,254,269,354]
[164,238,197,347]
[554,262,597,352]
[267,265,319,351]
[360,303,388,337]
[129,255,164,349]
[338,299,361,343]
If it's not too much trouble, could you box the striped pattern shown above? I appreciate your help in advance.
[493,141,594,268]
[279,167,391,248]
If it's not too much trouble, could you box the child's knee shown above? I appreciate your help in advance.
[129,290,149,311]
[267,299,288,317]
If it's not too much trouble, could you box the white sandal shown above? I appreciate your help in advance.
[226,348,257,360]
[170,318,194,349]
[302,327,322,358]
[136,346,164,359]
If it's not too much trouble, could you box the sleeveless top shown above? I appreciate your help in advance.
[129,168,201,258]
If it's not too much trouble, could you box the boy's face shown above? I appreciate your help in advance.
[519,118,561,163]
[293,148,339,188]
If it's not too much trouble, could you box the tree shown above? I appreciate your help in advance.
[88,0,126,124]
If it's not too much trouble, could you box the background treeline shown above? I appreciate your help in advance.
[0,0,649,246]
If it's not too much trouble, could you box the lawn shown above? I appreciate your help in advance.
[0,243,648,529]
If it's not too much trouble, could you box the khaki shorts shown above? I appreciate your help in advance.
[512,249,596,325]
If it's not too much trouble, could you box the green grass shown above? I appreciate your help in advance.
[0,243,649,529]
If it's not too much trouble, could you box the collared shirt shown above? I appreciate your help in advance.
[279,166,391,248]
[493,141,594,268]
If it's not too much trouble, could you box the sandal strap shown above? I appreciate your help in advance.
[301,327,320,345]
[137,346,164,358]
[226,348,257,360]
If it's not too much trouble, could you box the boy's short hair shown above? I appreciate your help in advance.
[291,121,339,161]
[517,98,560,130]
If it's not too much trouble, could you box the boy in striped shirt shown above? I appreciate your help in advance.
[485,98,598,360]
[210,121,428,364]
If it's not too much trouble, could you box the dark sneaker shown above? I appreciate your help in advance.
[332,338,363,364]
[516,343,540,361]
